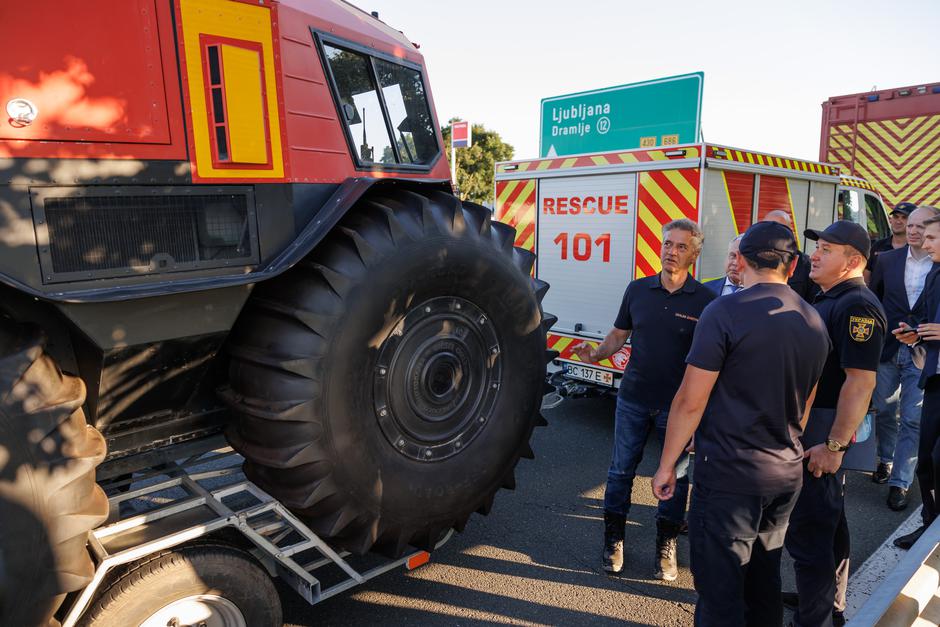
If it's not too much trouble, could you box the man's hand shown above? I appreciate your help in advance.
[915,323,940,341]
[804,443,844,478]
[894,323,920,345]
[652,466,677,501]
[572,343,596,362]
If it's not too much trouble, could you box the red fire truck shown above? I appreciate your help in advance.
[821,82,940,208]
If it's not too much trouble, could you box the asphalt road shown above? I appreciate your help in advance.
[281,395,914,626]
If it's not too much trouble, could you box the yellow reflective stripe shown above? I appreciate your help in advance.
[642,175,685,221]
[497,180,520,206]
[664,169,698,208]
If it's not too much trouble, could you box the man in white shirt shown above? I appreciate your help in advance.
[870,206,940,510]
[704,235,743,296]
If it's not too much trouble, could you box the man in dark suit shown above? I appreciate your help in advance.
[895,207,940,549]
[870,207,939,511]
[703,235,743,296]
[764,210,819,302]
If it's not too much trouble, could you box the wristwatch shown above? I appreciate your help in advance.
[826,438,850,452]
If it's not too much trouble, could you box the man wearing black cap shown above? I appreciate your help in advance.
[785,220,886,627]
[652,222,830,626]
[867,202,916,280]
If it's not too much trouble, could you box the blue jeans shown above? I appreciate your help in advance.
[603,397,690,524]
[873,348,923,489]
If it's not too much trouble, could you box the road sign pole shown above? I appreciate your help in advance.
[450,137,457,194]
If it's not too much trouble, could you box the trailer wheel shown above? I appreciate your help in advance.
[225,187,552,556]
[79,542,280,627]
[0,322,109,626]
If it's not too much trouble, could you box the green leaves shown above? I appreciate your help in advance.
[442,119,514,206]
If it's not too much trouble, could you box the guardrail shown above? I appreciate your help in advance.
[850,516,940,625]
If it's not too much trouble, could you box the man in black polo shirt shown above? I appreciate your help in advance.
[785,221,886,627]
[652,221,830,626]
[573,218,715,580]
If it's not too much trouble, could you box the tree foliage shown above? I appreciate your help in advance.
[441,119,514,206]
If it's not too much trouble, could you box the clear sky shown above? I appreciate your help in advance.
[350,0,940,162]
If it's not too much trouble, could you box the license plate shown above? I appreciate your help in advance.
[564,363,613,386]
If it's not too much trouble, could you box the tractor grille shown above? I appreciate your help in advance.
[33,188,258,282]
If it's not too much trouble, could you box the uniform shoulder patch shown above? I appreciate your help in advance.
[849,315,875,342]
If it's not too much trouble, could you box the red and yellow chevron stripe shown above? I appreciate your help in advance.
[840,176,877,192]
[707,145,839,176]
[548,331,630,373]
[496,146,700,175]
[826,114,940,207]
[634,169,700,279]
[495,179,537,253]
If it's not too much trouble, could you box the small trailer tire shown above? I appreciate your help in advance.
[78,542,282,627]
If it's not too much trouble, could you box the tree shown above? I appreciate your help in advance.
[441,119,514,206]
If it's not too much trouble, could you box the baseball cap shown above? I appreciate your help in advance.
[890,202,917,217]
[739,222,799,268]
[804,220,871,259]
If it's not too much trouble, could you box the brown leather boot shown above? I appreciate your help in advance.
[654,519,681,581]
[603,512,626,573]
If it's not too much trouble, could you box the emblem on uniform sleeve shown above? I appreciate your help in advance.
[849,316,875,342]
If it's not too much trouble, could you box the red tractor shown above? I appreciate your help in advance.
[0,1,551,624]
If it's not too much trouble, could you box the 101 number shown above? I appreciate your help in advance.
[552,232,611,262]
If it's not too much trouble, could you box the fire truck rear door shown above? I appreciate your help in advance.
[537,173,637,336]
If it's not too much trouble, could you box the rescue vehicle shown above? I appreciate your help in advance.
[494,144,889,393]
[822,82,940,209]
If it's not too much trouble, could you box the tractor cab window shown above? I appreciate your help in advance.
[864,193,890,240]
[373,59,437,165]
[323,43,439,168]
[323,45,395,165]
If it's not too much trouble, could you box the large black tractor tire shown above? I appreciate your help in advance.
[225,187,552,556]
[78,541,281,627]
[0,323,109,626]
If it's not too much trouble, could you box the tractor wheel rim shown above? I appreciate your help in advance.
[140,594,247,627]
[374,296,502,462]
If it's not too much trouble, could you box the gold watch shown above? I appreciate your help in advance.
[826,438,850,452]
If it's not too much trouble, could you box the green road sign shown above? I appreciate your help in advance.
[539,72,704,157]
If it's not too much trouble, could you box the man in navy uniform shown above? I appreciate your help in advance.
[652,221,830,626]
[704,235,743,296]
[869,207,940,510]
[785,221,886,627]
[573,218,715,580]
